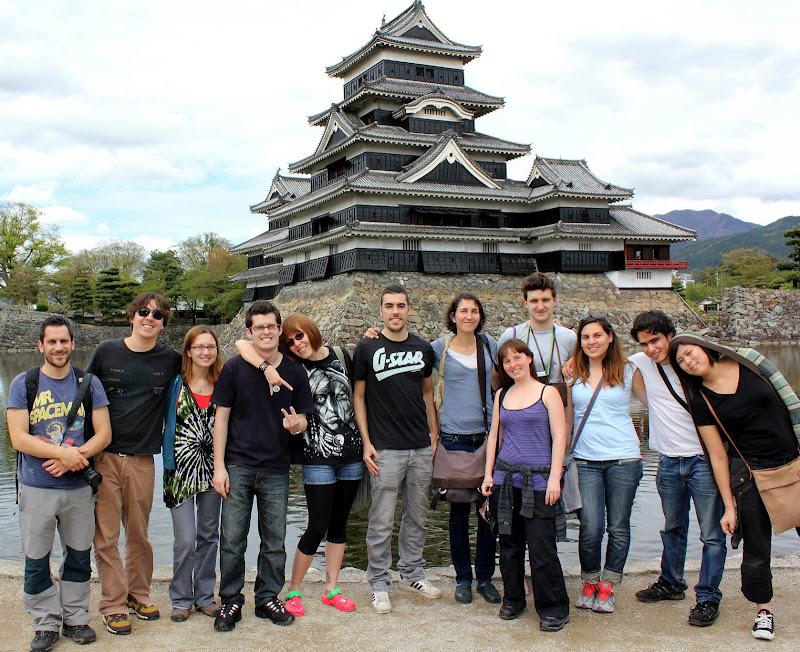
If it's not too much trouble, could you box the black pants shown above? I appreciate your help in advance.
[297,480,360,556]
[491,487,570,619]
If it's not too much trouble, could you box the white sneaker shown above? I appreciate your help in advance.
[371,591,392,614]
[752,610,775,640]
[399,579,442,599]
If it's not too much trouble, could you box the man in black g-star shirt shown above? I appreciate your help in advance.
[353,285,440,614]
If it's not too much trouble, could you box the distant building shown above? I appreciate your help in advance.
[232,1,694,301]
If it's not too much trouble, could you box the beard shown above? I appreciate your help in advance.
[44,351,72,368]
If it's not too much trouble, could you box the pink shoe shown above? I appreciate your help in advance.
[321,588,356,612]
[284,591,305,617]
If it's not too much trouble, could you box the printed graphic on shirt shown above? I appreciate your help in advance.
[305,360,359,459]
[372,347,425,380]
[28,388,85,447]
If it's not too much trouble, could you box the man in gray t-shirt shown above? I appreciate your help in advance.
[498,272,576,384]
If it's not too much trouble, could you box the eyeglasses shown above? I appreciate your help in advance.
[137,307,165,321]
[191,344,217,352]
[250,323,280,333]
[287,332,306,345]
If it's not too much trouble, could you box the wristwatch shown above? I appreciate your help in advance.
[259,361,270,372]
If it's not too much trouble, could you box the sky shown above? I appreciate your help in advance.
[1,0,799,254]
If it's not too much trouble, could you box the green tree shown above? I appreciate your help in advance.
[181,247,245,323]
[178,233,231,270]
[142,249,184,306]
[95,267,138,323]
[718,248,782,288]
[779,227,800,287]
[3,263,43,306]
[82,240,147,281]
[43,256,93,309]
[68,271,95,318]
[0,202,67,292]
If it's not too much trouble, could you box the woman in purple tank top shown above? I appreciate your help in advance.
[481,338,570,632]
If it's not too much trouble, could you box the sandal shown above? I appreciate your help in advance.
[284,591,305,617]
[321,588,356,612]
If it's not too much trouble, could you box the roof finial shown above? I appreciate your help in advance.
[381,13,386,26]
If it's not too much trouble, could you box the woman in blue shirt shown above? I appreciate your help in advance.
[569,316,646,614]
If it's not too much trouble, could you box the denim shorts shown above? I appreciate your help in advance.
[302,461,364,485]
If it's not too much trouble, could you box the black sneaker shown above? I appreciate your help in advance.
[635,580,685,603]
[30,630,59,652]
[454,583,472,604]
[752,609,775,640]
[214,602,242,632]
[540,614,570,632]
[688,600,719,627]
[62,623,97,644]
[476,582,501,604]
[255,598,295,626]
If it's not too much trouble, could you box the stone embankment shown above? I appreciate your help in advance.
[716,287,800,344]
[0,304,189,351]
[218,272,706,349]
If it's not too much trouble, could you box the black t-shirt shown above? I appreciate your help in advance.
[352,333,434,450]
[87,338,181,455]
[690,365,799,466]
[299,347,362,466]
[212,354,313,473]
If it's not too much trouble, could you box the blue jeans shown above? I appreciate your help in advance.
[576,458,643,584]
[218,466,289,606]
[440,432,496,585]
[302,461,364,485]
[656,455,726,603]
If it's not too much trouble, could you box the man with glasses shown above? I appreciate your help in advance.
[87,292,182,635]
[211,300,313,631]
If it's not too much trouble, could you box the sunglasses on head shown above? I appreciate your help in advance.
[287,332,306,344]
[137,307,165,321]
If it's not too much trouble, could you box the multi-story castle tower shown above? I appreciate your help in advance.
[232,1,693,302]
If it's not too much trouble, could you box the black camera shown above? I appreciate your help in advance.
[83,465,102,490]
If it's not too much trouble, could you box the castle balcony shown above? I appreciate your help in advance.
[625,259,688,270]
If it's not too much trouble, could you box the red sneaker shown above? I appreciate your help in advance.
[594,580,616,613]
[284,591,305,617]
[575,581,597,610]
[321,588,356,612]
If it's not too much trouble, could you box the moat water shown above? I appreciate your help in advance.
[1,347,798,570]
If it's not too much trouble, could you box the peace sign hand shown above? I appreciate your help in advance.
[281,406,305,435]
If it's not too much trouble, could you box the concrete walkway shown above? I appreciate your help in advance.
[2,555,799,651]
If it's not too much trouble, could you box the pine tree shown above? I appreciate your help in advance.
[68,274,94,318]
[95,267,138,323]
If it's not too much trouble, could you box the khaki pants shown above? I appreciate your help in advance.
[93,453,155,615]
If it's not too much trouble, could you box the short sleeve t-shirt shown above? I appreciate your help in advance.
[499,322,576,383]
[431,335,497,435]
[87,338,181,455]
[572,364,641,461]
[628,351,702,456]
[7,368,110,489]
[299,348,362,465]
[689,364,798,466]
[212,355,313,473]
[352,333,434,450]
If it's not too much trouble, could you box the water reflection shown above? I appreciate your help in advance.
[2,348,798,570]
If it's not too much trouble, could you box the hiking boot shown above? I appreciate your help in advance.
[371,591,392,614]
[255,598,295,626]
[476,582,501,604]
[539,614,570,632]
[688,600,719,627]
[752,609,775,640]
[127,595,160,620]
[399,578,442,599]
[593,580,616,613]
[454,583,472,604]
[61,623,96,644]
[636,580,685,603]
[103,614,131,635]
[213,602,242,632]
[575,581,597,610]
[195,603,219,617]
[170,608,190,622]
[30,631,59,652]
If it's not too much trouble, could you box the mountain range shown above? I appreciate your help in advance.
[656,209,800,270]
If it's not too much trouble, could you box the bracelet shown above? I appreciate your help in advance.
[259,361,270,372]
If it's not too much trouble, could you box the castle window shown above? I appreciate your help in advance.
[483,242,498,254]
[636,271,652,280]
[304,251,311,262]
[579,242,593,251]
[329,244,338,255]
[403,239,421,251]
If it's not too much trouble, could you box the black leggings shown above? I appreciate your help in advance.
[297,480,360,556]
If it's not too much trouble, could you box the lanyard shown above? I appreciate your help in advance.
[527,325,557,379]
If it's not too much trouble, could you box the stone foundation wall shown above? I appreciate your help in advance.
[218,272,706,351]
[0,304,190,351]
[716,287,800,344]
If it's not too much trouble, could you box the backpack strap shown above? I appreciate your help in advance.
[434,335,454,413]
[476,334,492,435]
[25,367,40,413]
[65,369,94,431]
[331,346,353,403]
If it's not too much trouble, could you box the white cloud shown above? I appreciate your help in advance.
[40,204,89,226]
[62,233,105,252]
[2,182,57,204]
[133,235,176,252]
[96,222,110,233]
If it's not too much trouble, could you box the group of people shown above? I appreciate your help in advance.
[6,272,799,651]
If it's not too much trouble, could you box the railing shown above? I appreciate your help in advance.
[625,259,688,269]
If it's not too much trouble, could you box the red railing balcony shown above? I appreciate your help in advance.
[625,259,688,270]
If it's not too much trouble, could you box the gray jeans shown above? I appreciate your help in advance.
[366,447,433,591]
[169,489,221,609]
[19,484,94,632]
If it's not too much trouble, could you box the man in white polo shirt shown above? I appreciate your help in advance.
[628,311,726,627]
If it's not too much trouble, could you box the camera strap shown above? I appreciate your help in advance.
[65,371,94,431]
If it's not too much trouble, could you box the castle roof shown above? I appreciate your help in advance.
[250,171,312,212]
[325,1,481,78]
[527,157,633,199]
[308,80,504,126]
[230,228,287,255]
